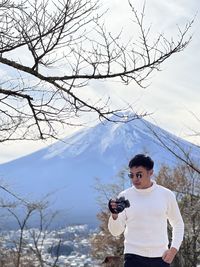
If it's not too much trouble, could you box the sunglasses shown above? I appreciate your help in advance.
[128,172,142,179]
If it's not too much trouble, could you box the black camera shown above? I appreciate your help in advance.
[108,196,130,214]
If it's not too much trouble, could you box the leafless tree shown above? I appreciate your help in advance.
[139,118,200,174]
[0,185,63,267]
[1,201,46,266]
[0,0,192,142]
[28,208,62,267]
[185,111,200,140]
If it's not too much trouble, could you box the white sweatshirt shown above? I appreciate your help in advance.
[108,180,184,258]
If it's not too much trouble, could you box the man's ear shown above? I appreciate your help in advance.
[149,169,153,176]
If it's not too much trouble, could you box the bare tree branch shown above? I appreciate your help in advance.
[140,118,200,174]
[0,0,193,141]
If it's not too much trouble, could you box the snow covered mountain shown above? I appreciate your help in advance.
[0,114,199,226]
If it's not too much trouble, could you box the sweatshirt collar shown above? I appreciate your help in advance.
[133,180,157,193]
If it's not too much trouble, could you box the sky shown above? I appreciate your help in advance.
[0,0,200,163]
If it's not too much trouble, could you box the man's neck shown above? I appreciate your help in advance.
[141,181,153,189]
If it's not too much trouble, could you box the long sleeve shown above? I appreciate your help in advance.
[167,192,184,250]
[108,192,127,236]
[108,210,126,236]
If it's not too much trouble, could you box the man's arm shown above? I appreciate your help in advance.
[163,191,184,264]
[167,192,184,250]
[108,212,126,236]
[112,214,119,220]
[108,199,127,236]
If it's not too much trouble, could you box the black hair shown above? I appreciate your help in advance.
[128,154,154,170]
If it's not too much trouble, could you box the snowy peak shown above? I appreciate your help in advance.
[42,116,197,163]
[43,128,90,159]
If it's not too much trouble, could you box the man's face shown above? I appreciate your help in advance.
[129,166,153,189]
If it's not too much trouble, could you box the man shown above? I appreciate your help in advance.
[108,154,184,267]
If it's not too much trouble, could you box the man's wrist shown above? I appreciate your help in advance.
[112,213,118,220]
[170,247,178,254]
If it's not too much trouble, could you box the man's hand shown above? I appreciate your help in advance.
[108,200,119,219]
[112,213,118,220]
[108,199,118,214]
[108,197,130,215]
[162,247,178,264]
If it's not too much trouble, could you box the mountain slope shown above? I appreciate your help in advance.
[0,115,198,226]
